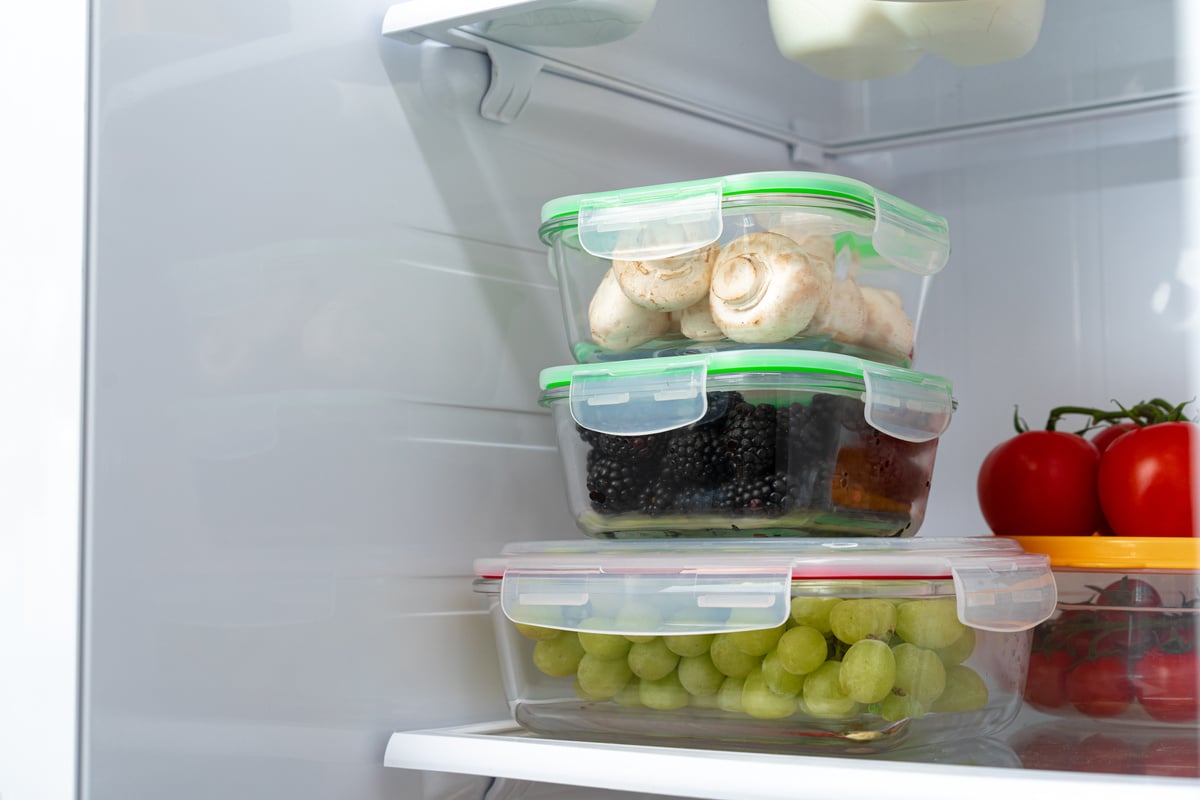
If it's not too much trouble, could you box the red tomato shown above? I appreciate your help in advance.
[1094,577,1163,608]
[1025,649,1073,710]
[1065,656,1135,717]
[1133,647,1199,723]
[1089,422,1139,453]
[978,431,1104,536]
[1098,422,1197,537]
[1068,733,1141,775]
[1141,737,1200,779]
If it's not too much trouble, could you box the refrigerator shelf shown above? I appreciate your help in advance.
[383,720,1198,799]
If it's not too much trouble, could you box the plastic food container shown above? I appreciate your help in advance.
[539,349,955,538]
[475,537,1055,754]
[1006,536,1199,727]
[539,172,949,366]
[767,0,1046,81]
[1010,720,1200,777]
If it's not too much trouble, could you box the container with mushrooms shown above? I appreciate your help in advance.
[539,171,948,367]
[538,350,955,538]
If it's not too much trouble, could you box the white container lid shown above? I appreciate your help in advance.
[474,537,1056,635]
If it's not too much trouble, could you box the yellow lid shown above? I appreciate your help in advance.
[1004,536,1200,571]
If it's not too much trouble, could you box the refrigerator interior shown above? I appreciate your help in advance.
[2,1,1197,799]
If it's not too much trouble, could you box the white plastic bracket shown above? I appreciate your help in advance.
[479,41,545,123]
[382,1,558,124]
[788,138,833,169]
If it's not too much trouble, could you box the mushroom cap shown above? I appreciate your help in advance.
[680,295,725,341]
[806,278,868,345]
[613,246,717,311]
[709,231,834,344]
[588,268,671,351]
[859,285,915,360]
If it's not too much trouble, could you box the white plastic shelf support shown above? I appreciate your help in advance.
[382,0,568,44]
[385,721,1200,800]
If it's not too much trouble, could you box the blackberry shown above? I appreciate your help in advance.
[577,427,667,465]
[585,451,650,513]
[723,471,790,515]
[723,400,778,478]
[663,427,730,486]
[637,471,683,516]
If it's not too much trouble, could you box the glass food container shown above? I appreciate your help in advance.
[539,171,949,366]
[540,349,955,538]
[1006,536,1199,728]
[475,537,1055,754]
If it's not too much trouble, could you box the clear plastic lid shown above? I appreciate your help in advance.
[538,349,955,443]
[538,171,950,276]
[474,537,1056,635]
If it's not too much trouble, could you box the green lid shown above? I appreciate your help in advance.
[538,349,954,443]
[538,171,950,276]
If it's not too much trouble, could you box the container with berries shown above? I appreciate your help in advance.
[539,349,955,538]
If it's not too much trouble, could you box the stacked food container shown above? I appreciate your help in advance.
[474,172,1057,754]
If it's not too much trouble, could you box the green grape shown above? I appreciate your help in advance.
[578,618,633,660]
[627,637,680,680]
[776,625,828,676]
[710,633,762,678]
[931,665,989,713]
[729,624,786,656]
[716,676,745,713]
[839,639,897,704]
[613,677,642,707]
[514,622,561,641]
[615,603,662,643]
[789,597,842,634]
[742,669,798,720]
[829,599,897,644]
[639,670,690,710]
[573,675,608,701]
[936,626,976,666]
[880,692,926,722]
[891,642,946,705]
[532,632,585,677]
[802,661,860,718]
[664,633,715,658]
[690,691,721,710]
[576,653,633,698]
[895,598,965,650]
[677,653,726,696]
[761,650,805,696]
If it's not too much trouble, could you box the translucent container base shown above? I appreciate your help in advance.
[577,506,914,538]
[513,699,1019,756]
[573,333,912,368]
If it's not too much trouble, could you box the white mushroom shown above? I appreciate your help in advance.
[679,295,725,342]
[588,267,671,351]
[859,285,916,360]
[805,278,868,345]
[708,231,834,344]
[613,245,718,311]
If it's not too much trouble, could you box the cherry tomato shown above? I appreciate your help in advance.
[1024,648,1073,710]
[1094,577,1163,608]
[1141,737,1200,778]
[1068,733,1141,775]
[1098,422,1197,537]
[1065,656,1135,717]
[978,431,1104,536]
[1133,647,1199,723]
[1089,422,1139,453]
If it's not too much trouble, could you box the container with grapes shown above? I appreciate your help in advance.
[474,537,1055,753]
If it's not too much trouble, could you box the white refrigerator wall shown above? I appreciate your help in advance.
[58,1,1194,800]
[84,2,788,798]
